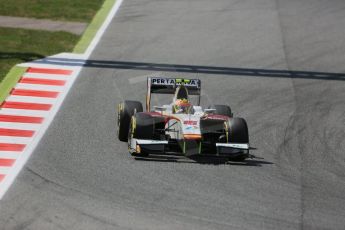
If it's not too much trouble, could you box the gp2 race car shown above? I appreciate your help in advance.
[117,77,250,161]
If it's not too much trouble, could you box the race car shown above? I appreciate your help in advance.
[117,77,250,161]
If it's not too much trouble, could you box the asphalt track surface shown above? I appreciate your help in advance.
[1,0,345,229]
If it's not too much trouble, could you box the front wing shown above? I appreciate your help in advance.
[129,138,249,156]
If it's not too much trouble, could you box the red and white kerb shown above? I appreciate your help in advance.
[0,67,75,197]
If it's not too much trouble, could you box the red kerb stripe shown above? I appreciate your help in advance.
[0,143,25,151]
[0,159,15,167]
[2,101,52,111]
[0,174,5,182]
[0,115,44,124]
[27,67,72,75]
[0,128,35,137]
[20,77,66,86]
[12,89,59,98]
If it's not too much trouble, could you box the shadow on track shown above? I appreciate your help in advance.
[0,52,45,62]
[134,152,273,166]
[34,57,345,81]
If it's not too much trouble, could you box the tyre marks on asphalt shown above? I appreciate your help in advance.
[0,66,78,198]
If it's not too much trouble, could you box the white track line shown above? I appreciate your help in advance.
[84,0,124,58]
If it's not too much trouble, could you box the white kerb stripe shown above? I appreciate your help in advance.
[15,83,65,92]
[0,108,50,117]
[23,73,71,79]
[6,95,57,104]
[0,136,32,144]
[0,152,21,160]
[0,122,42,131]
[0,167,11,174]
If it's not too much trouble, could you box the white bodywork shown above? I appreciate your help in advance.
[154,105,205,140]
[165,114,201,139]
[128,77,250,155]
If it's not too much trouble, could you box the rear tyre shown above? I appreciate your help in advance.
[117,100,143,142]
[227,117,249,161]
[208,105,232,117]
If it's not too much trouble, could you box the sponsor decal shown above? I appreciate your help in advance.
[185,125,199,130]
[151,78,199,87]
[183,120,197,125]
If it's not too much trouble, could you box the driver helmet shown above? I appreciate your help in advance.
[173,98,193,114]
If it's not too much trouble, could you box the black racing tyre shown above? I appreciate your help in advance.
[227,117,249,161]
[129,113,160,156]
[208,105,232,117]
[130,113,165,139]
[117,100,143,142]
[227,117,249,143]
[131,113,155,139]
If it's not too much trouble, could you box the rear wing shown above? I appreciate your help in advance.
[146,77,201,111]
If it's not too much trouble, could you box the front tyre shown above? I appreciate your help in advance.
[227,117,248,143]
[227,117,249,161]
[131,113,155,140]
[117,100,143,142]
[128,113,156,156]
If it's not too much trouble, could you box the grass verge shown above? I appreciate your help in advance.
[0,27,79,104]
[0,0,105,22]
[0,0,117,104]
[0,66,27,105]
[0,27,79,82]
[73,0,116,53]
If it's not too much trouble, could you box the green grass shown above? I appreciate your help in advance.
[0,0,117,103]
[0,0,105,22]
[0,66,27,104]
[0,27,79,82]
